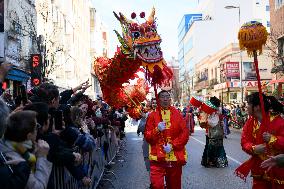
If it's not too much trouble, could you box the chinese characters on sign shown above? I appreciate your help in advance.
[30,54,42,86]
[225,62,240,79]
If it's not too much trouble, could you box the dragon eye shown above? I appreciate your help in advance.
[132,31,140,39]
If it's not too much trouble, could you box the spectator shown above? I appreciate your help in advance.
[0,111,52,189]
[0,97,9,137]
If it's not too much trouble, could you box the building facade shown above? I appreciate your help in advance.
[269,0,284,97]
[1,0,36,96]
[194,43,273,103]
[89,4,109,99]
[178,14,202,105]
[36,0,109,99]
[179,0,271,103]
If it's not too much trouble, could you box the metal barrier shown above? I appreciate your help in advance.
[48,127,123,189]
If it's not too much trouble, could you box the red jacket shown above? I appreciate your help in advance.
[144,106,189,164]
[241,114,284,184]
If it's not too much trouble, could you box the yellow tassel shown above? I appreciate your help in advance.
[238,21,268,57]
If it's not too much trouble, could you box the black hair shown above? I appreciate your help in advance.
[209,96,220,108]
[29,83,59,104]
[39,83,59,103]
[158,90,170,98]
[246,92,284,114]
[23,102,49,126]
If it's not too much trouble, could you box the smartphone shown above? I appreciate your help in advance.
[14,96,22,107]
[20,85,28,105]
[54,110,63,130]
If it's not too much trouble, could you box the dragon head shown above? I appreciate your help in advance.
[114,8,164,71]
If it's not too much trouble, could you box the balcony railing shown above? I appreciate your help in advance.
[209,78,218,85]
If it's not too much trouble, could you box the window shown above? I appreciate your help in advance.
[230,93,237,100]
[275,0,284,9]
[11,20,22,34]
[184,37,193,54]
[278,37,284,57]
[267,21,270,27]
[266,5,270,11]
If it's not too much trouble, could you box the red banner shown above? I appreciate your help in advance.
[226,62,240,79]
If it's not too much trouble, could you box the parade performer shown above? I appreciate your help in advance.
[236,92,284,189]
[144,90,189,189]
[184,107,195,135]
[198,96,228,168]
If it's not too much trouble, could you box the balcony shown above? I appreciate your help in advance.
[208,78,218,89]
[194,80,209,91]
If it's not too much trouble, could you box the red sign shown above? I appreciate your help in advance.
[226,62,240,79]
[30,54,42,86]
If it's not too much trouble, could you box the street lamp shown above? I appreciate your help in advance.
[225,5,244,103]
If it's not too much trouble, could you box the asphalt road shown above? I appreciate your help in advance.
[100,124,253,189]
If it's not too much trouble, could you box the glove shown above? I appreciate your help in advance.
[158,122,166,132]
[163,143,172,153]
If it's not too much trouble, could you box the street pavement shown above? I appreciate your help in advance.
[101,122,253,189]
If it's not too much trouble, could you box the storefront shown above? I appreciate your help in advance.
[213,80,271,104]
[1,67,30,97]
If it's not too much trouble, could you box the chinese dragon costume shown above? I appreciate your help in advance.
[93,8,173,118]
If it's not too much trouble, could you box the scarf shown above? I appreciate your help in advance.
[10,140,36,172]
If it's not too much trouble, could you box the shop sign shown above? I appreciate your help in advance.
[226,62,240,79]
[214,82,228,90]
[30,54,42,86]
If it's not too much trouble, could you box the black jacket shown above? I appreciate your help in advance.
[0,156,31,189]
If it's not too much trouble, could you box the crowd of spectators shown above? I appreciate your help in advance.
[0,78,128,189]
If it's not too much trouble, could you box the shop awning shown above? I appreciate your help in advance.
[5,67,30,82]
[269,79,284,84]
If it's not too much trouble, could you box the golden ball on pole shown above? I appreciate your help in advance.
[238,21,268,56]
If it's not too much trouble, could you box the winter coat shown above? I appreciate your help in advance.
[0,139,52,189]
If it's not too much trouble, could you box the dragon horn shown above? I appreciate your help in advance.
[148,7,155,24]
[119,12,133,24]
[113,11,122,23]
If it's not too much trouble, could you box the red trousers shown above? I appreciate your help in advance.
[150,161,182,189]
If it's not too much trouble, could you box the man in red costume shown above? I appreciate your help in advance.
[144,90,189,189]
[236,92,284,189]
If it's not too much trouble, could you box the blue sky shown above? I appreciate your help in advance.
[93,0,199,61]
